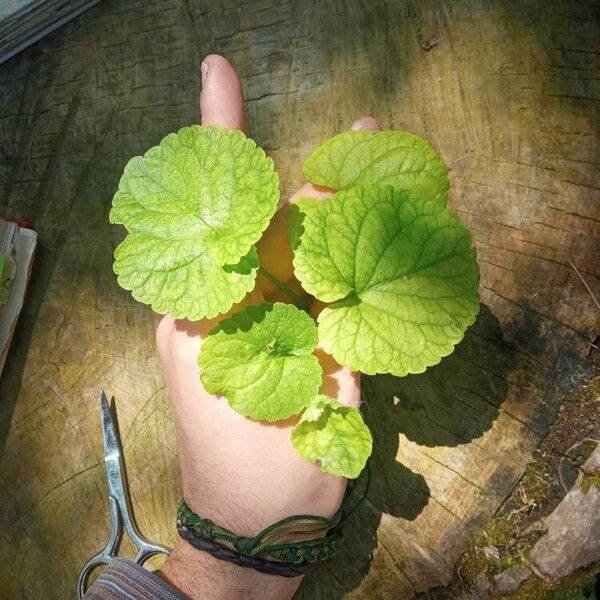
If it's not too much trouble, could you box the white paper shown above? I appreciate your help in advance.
[0,221,37,378]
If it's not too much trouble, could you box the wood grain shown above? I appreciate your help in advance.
[0,1,598,598]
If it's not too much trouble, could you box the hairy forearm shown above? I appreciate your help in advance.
[160,539,302,600]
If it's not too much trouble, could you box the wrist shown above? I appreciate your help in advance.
[179,469,347,539]
[160,538,302,600]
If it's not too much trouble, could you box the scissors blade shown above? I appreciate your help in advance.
[98,391,171,563]
[100,390,126,499]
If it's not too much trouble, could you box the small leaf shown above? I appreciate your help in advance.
[198,302,323,422]
[291,395,372,478]
[292,186,480,376]
[303,130,449,205]
[110,126,279,319]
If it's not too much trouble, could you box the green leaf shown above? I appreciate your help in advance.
[114,236,258,320]
[110,126,279,319]
[198,302,323,422]
[292,186,480,376]
[303,130,449,205]
[291,395,372,478]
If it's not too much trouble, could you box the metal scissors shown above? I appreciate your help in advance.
[76,391,171,598]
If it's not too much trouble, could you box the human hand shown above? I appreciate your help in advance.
[158,54,378,600]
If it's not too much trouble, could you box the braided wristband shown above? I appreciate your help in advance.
[176,499,343,577]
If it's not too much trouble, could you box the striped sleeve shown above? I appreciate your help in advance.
[84,559,188,600]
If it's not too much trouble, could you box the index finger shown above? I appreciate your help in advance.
[200,54,247,131]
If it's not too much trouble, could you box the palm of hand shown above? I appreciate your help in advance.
[157,55,376,537]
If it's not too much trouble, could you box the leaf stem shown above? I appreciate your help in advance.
[258,266,310,311]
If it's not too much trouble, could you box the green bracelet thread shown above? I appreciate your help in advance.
[177,500,343,564]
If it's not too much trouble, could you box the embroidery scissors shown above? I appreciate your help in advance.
[76,391,171,598]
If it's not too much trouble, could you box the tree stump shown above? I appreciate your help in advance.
[0,1,597,598]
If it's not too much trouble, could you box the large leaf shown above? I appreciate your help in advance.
[292,186,480,376]
[291,395,372,479]
[114,236,258,320]
[110,126,279,319]
[198,302,323,422]
[303,130,449,205]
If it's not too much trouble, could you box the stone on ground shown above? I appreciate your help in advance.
[494,565,532,594]
[529,446,600,582]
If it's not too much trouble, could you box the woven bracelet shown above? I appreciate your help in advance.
[176,465,370,577]
[177,500,343,577]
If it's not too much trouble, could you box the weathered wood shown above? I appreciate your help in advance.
[0,1,598,598]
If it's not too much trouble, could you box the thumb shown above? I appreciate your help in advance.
[200,54,246,131]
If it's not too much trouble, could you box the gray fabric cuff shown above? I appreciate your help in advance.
[84,558,188,600]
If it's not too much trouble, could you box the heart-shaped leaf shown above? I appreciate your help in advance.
[303,130,449,205]
[198,302,323,422]
[292,186,480,376]
[291,394,372,478]
[110,126,279,319]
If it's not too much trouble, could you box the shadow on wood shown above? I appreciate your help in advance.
[371,304,516,448]
[297,304,516,598]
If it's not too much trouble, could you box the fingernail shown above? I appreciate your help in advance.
[351,116,379,131]
[351,118,363,130]
[201,60,210,87]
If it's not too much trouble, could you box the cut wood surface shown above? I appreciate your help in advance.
[0,1,598,598]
